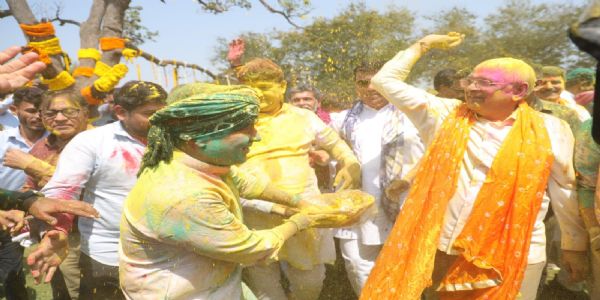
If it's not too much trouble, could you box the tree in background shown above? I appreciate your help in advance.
[3,0,311,116]
[215,0,595,108]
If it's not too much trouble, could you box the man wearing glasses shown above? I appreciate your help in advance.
[29,81,167,299]
[360,33,588,300]
[4,88,90,299]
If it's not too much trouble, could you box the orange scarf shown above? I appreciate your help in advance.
[360,102,553,300]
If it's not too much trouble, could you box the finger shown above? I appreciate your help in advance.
[341,179,352,190]
[8,60,46,84]
[40,261,50,281]
[27,250,44,283]
[61,201,100,218]
[45,266,57,283]
[0,46,21,65]
[0,51,40,74]
[0,216,15,228]
[36,211,58,226]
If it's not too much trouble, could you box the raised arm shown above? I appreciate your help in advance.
[371,33,464,145]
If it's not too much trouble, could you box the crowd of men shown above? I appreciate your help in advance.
[0,21,599,300]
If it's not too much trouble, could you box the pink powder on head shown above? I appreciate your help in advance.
[473,68,510,83]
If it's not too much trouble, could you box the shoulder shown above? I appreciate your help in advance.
[538,112,573,138]
[285,104,313,118]
[70,122,116,143]
[285,104,327,128]
[0,129,13,143]
[330,109,349,122]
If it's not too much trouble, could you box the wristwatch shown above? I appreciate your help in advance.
[17,190,44,211]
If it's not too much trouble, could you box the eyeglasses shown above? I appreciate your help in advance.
[42,108,81,119]
[459,77,507,89]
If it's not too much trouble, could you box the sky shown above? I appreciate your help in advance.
[0,0,587,90]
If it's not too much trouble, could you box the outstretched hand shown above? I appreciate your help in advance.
[0,46,46,94]
[27,230,68,284]
[28,198,100,226]
[227,38,245,67]
[418,32,465,52]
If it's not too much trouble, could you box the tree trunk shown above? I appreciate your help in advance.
[6,0,62,78]
[76,0,107,89]
[100,0,130,66]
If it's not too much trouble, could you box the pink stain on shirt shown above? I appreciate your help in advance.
[120,148,141,175]
[109,147,142,175]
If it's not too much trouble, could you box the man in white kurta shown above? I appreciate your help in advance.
[330,61,424,294]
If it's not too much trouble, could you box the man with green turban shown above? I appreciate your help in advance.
[119,83,331,300]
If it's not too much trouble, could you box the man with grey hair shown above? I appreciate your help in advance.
[288,84,331,124]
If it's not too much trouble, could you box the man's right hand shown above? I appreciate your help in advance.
[27,230,68,284]
[227,38,245,67]
[3,148,34,170]
[0,209,24,231]
[417,32,465,52]
[28,198,100,226]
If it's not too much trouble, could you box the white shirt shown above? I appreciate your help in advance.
[371,47,588,264]
[42,122,145,266]
[0,127,34,190]
[330,104,424,245]
[561,90,575,103]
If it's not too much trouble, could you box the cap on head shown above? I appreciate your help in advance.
[566,67,595,84]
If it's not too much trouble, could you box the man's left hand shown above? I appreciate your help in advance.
[333,161,361,190]
[561,249,589,283]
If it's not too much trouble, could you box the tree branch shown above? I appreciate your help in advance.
[196,0,226,13]
[126,42,216,79]
[0,9,12,19]
[257,0,302,28]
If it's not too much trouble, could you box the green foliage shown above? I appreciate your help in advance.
[196,0,310,17]
[123,6,158,46]
[216,3,415,106]
[214,1,595,108]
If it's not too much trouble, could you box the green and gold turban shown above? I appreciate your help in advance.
[140,83,261,174]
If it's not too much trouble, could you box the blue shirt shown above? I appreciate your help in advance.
[0,127,33,190]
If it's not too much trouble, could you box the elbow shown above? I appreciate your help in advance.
[370,72,386,93]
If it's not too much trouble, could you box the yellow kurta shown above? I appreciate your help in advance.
[120,151,291,300]
[240,103,358,269]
